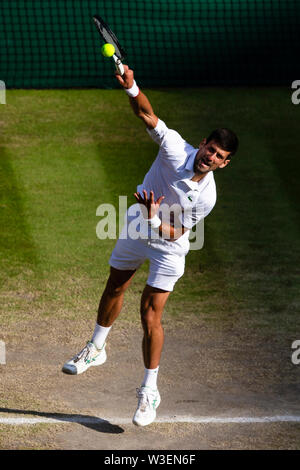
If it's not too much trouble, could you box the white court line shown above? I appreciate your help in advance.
[1,415,300,425]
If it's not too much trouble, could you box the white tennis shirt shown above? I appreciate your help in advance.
[133,119,217,254]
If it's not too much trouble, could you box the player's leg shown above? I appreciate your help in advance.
[132,248,185,426]
[140,284,170,369]
[62,267,136,375]
[97,267,136,327]
[91,267,136,346]
[133,284,171,426]
[62,223,147,375]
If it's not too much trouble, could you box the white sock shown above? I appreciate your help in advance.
[91,323,112,350]
[142,366,159,390]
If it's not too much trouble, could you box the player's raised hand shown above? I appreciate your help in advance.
[115,64,134,89]
[134,190,165,219]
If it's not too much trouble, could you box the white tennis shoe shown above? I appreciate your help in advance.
[62,341,107,375]
[132,386,161,426]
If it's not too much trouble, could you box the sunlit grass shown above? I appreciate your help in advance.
[1,88,299,335]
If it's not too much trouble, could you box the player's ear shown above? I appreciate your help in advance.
[219,158,231,169]
[199,138,206,147]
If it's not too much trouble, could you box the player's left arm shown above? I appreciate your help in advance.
[115,65,158,129]
[133,190,189,241]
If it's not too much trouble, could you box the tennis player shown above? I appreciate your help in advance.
[62,65,238,426]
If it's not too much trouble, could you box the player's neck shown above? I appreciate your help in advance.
[191,172,207,182]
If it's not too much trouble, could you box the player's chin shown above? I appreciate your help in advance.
[196,164,210,174]
[197,160,212,171]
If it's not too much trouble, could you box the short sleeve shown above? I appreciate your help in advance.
[146,119,169,145]
[147,119,193,168]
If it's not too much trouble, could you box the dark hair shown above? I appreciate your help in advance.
[206,128,239,157]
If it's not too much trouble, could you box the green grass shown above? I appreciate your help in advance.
[1,88,299,335]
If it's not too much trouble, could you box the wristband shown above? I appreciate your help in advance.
[124,80,140,98]
[146,214,162,229]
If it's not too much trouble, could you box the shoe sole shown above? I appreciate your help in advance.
[62,351,107,375]
[132,414,156,427]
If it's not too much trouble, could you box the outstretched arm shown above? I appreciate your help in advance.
[115,65,158,129]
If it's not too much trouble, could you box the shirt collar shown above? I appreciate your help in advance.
[180,149,199,191]
[184,149,198,173]
[179,177,199,191]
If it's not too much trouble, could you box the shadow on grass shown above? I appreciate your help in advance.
[0,407,124,434]
[0,146,39,274]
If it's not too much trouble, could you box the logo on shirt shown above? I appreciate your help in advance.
[187,196,193,202]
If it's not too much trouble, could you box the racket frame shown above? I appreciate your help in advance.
[93,15,125,75]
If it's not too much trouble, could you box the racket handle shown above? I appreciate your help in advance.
[113,54,124,76]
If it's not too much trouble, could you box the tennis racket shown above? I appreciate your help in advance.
[93,15,126,76]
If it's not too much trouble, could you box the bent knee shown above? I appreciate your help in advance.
[141,308,163,330]
[106,276,130,297]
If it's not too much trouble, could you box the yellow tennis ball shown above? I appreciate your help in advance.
[101,43,115,57]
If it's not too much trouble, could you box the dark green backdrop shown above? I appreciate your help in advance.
[0,0,299,88]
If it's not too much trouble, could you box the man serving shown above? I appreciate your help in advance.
[62,65,239,427]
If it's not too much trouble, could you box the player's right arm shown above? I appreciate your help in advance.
[115,65,158,129]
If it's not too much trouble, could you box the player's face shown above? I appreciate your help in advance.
[194,139,231,174]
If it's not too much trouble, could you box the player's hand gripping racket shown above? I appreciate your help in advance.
[93,15,126,76]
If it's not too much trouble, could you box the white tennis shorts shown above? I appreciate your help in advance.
[109,204,189,292]
[109,235,185,292]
